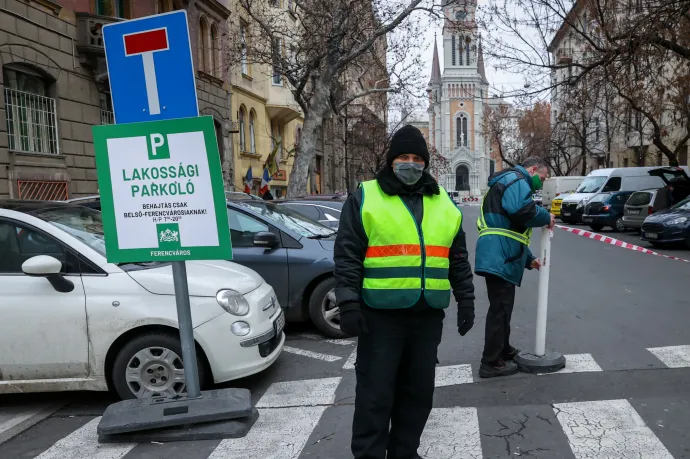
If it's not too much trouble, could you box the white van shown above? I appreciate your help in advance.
[542,176,585,209]
[559,167,689,223]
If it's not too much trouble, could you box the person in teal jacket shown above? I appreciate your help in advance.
[475,157,554,378]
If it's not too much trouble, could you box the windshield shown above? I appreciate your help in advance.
[672,196,690,210]
[627,192,652,206]
[589,193,610,203]
[576,176,607,193]
[29,206,107,257]
[231,201,336,238]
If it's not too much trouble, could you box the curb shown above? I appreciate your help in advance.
[555,225,690,263]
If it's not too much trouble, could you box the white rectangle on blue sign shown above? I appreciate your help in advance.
[102,10,199,124]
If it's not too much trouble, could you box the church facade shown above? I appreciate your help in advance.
[427,0,492,196]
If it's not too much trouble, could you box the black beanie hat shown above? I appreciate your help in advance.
[386,125,430,167]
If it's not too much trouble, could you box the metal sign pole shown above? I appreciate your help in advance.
[171,261,201,398]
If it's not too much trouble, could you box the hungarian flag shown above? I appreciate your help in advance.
[244,166,253,194]
[259,167,271,195]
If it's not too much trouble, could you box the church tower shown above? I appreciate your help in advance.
[427,0,491,195]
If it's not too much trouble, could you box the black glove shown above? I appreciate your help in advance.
[339,303,369,337]
[457,301,475,336]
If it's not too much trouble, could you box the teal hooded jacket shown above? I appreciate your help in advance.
[474,166,551,286]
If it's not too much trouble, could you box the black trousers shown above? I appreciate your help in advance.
[351,307,444,459]
[481,275,517,365]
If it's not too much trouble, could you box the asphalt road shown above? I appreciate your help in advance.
[1,204,689,458]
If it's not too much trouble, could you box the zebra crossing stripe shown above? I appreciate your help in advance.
[559,353,603,373]
[35,417,135,459]
[0,404,62,445]
[435,364,474,387]
[554,399,674,458]
[343,347,357,370]
[297,334,355,345]
[283,346,342,362]
[647,345,690,368]
[209,377,341,458]
[420,407,482,458]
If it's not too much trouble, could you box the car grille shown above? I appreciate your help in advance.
[561,202,578,212]
[551,200,562,211]
[642,222,664,233]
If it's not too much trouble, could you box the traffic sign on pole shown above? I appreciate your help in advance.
[102,10,199,124]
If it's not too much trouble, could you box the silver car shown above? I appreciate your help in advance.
[623,189,669,230]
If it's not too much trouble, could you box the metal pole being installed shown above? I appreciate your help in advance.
[171,261,201,398]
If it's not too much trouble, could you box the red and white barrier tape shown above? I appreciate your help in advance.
[555,224,690,263]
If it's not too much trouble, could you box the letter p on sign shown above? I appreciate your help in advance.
[148,133,169,160]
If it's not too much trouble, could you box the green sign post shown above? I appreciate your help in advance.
[93,116,232,263]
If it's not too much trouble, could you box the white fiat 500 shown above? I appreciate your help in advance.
[0,201,285,399]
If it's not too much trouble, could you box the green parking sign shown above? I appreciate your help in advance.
[92,116,232,263]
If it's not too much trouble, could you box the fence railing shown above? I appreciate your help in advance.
[100,109,114,125]
[4,88,59,155]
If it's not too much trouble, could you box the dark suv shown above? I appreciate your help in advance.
[582,191,634,232]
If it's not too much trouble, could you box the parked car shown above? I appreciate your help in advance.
[622,189,669,231]
[0,201,284,399]
[276,200,344,229]
[542,176,584,210]
[550,191,576,218]
[64,195,344,337]
[641,196,690,248]
[582,191,634,231]
[226,191,262,201]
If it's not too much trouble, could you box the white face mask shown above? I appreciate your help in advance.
[394,162,425,185]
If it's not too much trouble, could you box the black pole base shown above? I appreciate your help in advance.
[515,350,566,374]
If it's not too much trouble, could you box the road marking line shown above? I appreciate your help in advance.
[554,399,673,459]
[283,346,342,362]
[435,364,474,387]
[647,345,690,368]
[0,403,63,445]
[35,417,135,459]
[208,406,327,459]
[558,353,603,373]
[298,333,355,345]
[256,377,342,408]
[343,347,357,370]
[419,407,482,459]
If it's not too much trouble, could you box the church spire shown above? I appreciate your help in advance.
[429,34,441,86]
[477,37,489,85]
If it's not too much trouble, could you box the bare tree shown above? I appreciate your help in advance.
[232,0,452,197]
[483,102,527,167]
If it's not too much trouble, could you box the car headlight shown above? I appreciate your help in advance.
[577,200,584,209]
[216,289,250,316]
[669,216,688,225]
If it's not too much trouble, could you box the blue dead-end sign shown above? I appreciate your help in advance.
[102,10,199,124]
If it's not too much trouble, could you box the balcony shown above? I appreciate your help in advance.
[556,48,573,64]
[266,84,302,124]
[76,13,123,71]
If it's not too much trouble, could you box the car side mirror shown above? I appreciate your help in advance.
[22,255,74,293]
[253,231,278,248]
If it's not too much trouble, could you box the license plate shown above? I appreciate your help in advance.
[644,232,658,239]
[583,217,593,222]
[628,209,640,215]
[273,310,285,336]
[563,212,571,216]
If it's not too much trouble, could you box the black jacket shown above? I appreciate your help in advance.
[334,166,475,315]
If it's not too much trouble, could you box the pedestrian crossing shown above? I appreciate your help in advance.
[2,343,690,458]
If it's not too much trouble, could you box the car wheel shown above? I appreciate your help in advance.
[308,277,346,338]
[111,333,207,400]
[613,217,626,232]
[590,224,604,231]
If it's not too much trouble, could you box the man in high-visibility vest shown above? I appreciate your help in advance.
[475,157,555,378]
[334,125,475,459]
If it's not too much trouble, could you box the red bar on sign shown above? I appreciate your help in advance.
[124,28,168,55]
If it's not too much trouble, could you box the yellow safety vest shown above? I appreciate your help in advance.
[359,180,462,309]
[476,189,532,245]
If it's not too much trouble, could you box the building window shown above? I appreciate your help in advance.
[456,114,468,147]
[238,107,246,152]
[240,22,249,75]
[3,66,59,155]
[249,111,256,154]
[100,92,114,124]
[277,124,283,161]
[97,0,129,18]
[465,38,470,64]
[210,24,219,77]
[451,36,456,65]
[594,117,600,142]
[624,158,629,167]
[198,17,209,73]
[657,152,663,166]
[269,0,280,6]
[157,0,173,13]
[458,36,463,66]
[272,38,282,85]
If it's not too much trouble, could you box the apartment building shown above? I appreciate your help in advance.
[0,0,233,201]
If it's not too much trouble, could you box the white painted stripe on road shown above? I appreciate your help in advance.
[343,347,357,370]
[435,364,474,387]
[0,404,62,444]
[554,399,673,459]
[208,406,326,459]
[419,407,482,459]
[647,345,690,368]
[283,346,342,362]
[298,333,355,345]
[559,353,603,373]
[256,377,342,408]
[35,417,135,459]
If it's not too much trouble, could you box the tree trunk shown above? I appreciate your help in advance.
[286,77,332,198]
